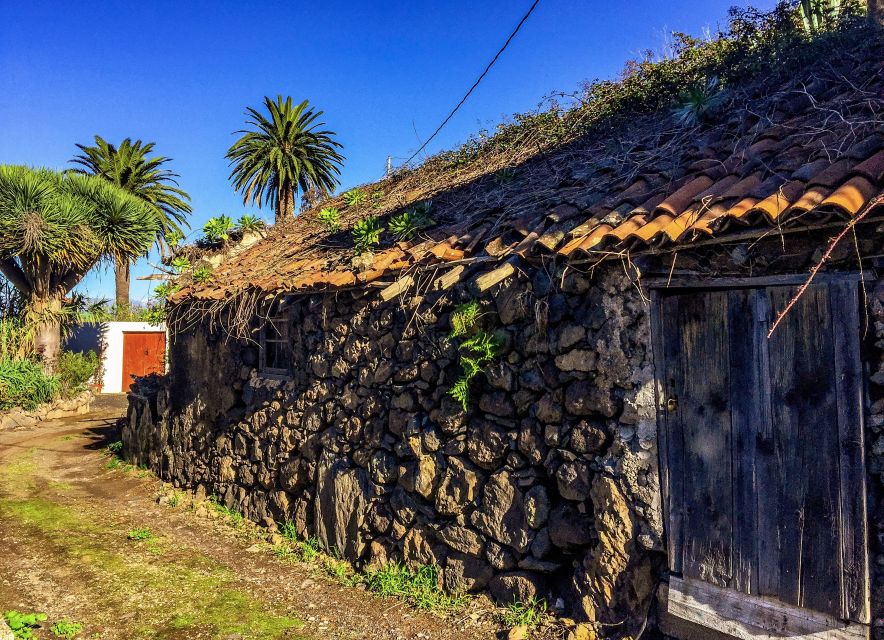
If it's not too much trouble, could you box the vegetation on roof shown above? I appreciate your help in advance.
[303,1,873,231]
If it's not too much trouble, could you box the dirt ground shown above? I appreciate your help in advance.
[0,395,503,640]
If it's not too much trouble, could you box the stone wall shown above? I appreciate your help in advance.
[124,264,663,632]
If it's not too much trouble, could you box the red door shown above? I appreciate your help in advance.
[121,332,166,392]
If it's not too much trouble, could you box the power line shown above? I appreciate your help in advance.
[403,0,541,167]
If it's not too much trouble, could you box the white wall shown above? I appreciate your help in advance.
[99,322,167,394]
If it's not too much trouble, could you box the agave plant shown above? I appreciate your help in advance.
[673,76,726,127]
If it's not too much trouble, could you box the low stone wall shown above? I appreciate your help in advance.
[124,264,663,632]
[0,390,93,431]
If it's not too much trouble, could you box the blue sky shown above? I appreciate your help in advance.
[0,0,775,303]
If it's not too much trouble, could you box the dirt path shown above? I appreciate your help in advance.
[0,396,500,640]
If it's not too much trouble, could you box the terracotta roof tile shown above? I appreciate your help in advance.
[654,176,715,217]
[820,175,878,216]
[174,43,884,300]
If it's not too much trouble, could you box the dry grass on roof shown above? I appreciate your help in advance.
[167,4,884,337]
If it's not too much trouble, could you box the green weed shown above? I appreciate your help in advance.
[236,214,265,234]
[170,256,191,273]
[166,492,181,508]
[501,597,548,628]
[208,496,244,526]
[50,619,84,639]
[202,215,234,244]
[363,563,466,612]
[3,611,47,640]
[127,527,154,542]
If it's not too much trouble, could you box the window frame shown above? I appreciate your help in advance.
[258,308,291,378]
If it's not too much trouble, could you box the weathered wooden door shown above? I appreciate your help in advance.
[121,331,166,392]
[652,280,869,624]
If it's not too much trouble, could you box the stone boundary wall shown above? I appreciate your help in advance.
[123,257,884,636]
[124,264,663,631]
[0,390,93,431]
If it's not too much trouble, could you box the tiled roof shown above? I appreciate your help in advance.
[174,46,884,303]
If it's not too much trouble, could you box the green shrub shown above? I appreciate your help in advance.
[0,358,59,410]
[56,350,99,396]
[0,317,32,359]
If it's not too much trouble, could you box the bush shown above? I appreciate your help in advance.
[56,350,99,396]
[0,358,59,410]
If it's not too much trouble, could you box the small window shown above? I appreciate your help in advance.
[259,310,291,376]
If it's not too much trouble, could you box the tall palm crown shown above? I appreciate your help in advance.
[71,136,192,248]
[70,136,192,307]
[226,96,344,222]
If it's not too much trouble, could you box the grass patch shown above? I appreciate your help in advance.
[208,495,244,526]
[0,495,304,639]
[127,527,154,542]
[500,597,548,628]
[362,563,467,612]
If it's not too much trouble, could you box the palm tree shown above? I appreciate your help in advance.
[71,136,192,308]
[0,166,158,367]
[226,96,344,223]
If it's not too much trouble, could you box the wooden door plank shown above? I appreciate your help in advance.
[829,282,870,624]
[766,285,842,617]
[659,293,687,573]
[677,291,733,587]
[662,577,870,640]
[754,291,780,602]
[727,289,760,596]
[650,290,675,571]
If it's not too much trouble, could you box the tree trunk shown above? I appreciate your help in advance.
[31,294,63,371]
[277,180,295,223]
[115,256,130,309]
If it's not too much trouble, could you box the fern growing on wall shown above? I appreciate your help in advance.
[447,301,500,410]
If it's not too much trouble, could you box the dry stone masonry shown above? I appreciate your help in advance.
[125,264,663,630]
